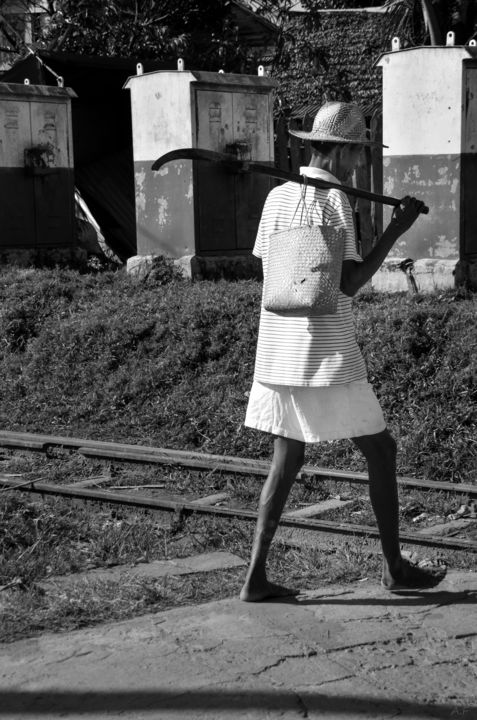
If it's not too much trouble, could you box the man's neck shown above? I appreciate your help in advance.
[300,165,340,185]
[309,150,355,184]
[308,154,335,173]
[308,149,342,179]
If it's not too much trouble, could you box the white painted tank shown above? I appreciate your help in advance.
[375,42,477,290]
[124,68,277,261]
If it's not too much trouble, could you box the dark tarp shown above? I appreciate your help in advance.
[2,51,172,260]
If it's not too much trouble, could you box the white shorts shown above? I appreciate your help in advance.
[244,380,386,443]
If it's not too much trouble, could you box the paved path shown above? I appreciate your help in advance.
[1,571,476,719]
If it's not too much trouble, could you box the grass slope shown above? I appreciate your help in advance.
[1,265,476,483]
[1,264,476,641]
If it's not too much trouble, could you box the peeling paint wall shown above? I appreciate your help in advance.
[126,70,277,259]
[125,72,195,257]
[383,154,460,259]
[377,47,473,263]
[134,159,194,257]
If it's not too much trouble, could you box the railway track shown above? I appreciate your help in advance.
[1,430,476,553]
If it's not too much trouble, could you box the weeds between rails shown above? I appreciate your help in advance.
[2,433,477,553]
[1,446,476,642]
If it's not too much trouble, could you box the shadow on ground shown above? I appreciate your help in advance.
[1,689,475,718]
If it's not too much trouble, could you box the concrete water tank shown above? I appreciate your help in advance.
[375,39,477,290]
[124,67,277,269]
[0,82,76,259]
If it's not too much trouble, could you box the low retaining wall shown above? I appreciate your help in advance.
[128,254,477,291]
[127,254,263,281]
[372,258,463,293]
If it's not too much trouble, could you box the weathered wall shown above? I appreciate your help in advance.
[126,69,276,262]
[378,47,471,263]
[383,154,461,260]
[133,159,195,258]
[125,71,196,258]
[0,82,76,251]
[373,46,477,291]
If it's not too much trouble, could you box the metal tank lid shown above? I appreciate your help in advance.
[124,64,277,89]
[375,34,477,68]
[0,82,77,98]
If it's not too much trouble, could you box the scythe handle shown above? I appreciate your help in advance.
[151,149,429,215]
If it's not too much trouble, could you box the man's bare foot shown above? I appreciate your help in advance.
[382,557,447,592]
[240,579,300,603]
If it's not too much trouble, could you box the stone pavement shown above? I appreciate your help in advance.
[1,571,476,719]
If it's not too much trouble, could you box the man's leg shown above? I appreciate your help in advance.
[353,428,446,590]
[352,429,401,571]
[240,435,305,602]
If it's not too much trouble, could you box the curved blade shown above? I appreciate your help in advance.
[151,148,242,171]
[151,148,429,214]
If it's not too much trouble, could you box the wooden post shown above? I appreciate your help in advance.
[288,118,302,174]
[302,112,314,167]
[274,114,289,172]
[355,146,373,257]
[370,112,383,244]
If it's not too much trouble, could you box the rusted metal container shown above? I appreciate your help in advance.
[376,39,477,289]
[0,82,76,252]
[124,67,277,261]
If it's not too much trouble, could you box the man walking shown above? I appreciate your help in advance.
[241,101,446,602]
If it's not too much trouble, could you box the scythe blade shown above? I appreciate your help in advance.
[151,148,429,214]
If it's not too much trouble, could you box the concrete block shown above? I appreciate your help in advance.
[126,253,189,280]
[127,253,263,281]
[175,254,194,278]
[190,254,263,281]
[126,254,156,278]
[455,258,477,291]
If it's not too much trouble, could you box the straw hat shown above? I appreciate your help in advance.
[289,101,384,147]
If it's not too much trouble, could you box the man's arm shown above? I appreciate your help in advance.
[340,196,426,297]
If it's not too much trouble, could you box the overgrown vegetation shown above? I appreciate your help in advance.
[1,266,476,481]
[1,267,476,641]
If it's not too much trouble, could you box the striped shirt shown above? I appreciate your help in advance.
[252,166,367,386]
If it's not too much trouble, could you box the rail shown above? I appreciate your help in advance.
[1,431,476,553]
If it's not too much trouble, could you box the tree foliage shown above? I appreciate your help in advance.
[2,1,476,71]
[0,0,253,70]
[45,1,240,65]
[2,1,477,113]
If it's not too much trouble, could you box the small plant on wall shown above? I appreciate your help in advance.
[24,142,56,170]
